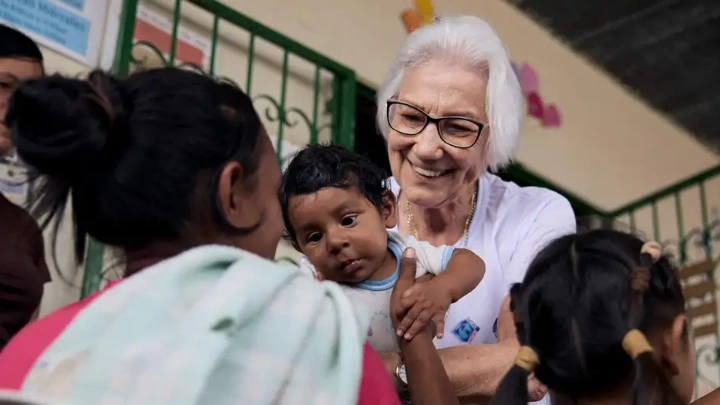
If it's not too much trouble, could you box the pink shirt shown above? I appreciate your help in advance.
[0,282,399,405]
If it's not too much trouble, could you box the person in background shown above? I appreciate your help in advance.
[0,67,459,405]
[374,15,574,403]
[280,144,485,352]
[0,24,48,351]
[491,230,695,405]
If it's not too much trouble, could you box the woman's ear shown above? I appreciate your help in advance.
[659,314,688,376]
[217,161,259,228]
[382,189,398,229]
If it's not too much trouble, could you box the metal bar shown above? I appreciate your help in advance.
[609,164,720,216]
[112,0,140,77]
[339,73,357,148]
[330,77,342,143]
[209,15,220,75]
[81,238,105,298]
[674,192,686,263]
[310,66,321,145]
[245,33,255,95]
[651,201,660,242]
[276,50,290,161]
[699,181,712,259]
[188,0,353,75]
[168,0,183,65]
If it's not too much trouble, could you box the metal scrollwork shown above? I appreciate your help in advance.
[130,41,170,69]
[252,94,288,126]
[695,344,720,390]
[216,76,242,89]
[176,61,208,76]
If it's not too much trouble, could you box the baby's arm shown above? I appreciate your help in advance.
[431,248,485,302]
[396,248,485,340]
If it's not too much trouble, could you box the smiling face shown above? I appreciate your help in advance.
[288,186,397,283]
[0,58,43,155]
[387,60,488,208]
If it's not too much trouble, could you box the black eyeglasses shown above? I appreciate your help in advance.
[386,99,485,149]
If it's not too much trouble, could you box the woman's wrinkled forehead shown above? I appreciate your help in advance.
[396,60,488,122]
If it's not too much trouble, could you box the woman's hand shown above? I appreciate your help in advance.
[390,247,436,338]
[496,295,517,343]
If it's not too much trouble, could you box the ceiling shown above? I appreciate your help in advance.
[508,0,720,153]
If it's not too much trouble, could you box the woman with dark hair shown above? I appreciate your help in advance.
[491,229,696,405]
[0,24,48,351]
[0,68,458,405]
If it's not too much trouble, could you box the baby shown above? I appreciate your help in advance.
[279,144,485,352]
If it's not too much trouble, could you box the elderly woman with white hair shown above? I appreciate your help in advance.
[377,16,576,403]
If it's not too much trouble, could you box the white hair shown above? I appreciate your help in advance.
[376,15,523,171]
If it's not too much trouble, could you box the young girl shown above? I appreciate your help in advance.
[491,229,696,405]
[280,144,485,353]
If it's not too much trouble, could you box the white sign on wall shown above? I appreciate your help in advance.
[0,0,108,67]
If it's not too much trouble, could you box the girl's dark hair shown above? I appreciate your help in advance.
[279,144,387,244]
[491,229,687,405]
[6,68,263,266]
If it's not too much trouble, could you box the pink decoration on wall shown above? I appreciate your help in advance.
[526,92,544,119]
[509,60,563,129]
[518,64,539,95]
[542,104,561,127]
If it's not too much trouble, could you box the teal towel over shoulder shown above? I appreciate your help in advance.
[23,245,369,405]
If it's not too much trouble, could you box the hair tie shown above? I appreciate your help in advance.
[622,329,653,359]
[630,267,651,292]
[640,241,662,262]
[514,346,540,372]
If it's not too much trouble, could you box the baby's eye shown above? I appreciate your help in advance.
[341,215,357,227]
[307,232,322,243]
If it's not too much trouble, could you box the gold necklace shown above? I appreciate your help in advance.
[405,183,478,248]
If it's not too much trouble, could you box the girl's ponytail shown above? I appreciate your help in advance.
[490,346,539,405]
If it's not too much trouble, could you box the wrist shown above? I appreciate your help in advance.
[433,274,460,303]
[398,328,435,352]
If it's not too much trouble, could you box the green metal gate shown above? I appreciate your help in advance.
[602,164,720,398]
[81,0,358,296]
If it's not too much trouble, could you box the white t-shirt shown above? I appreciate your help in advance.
[299,231,455,352]
[390,173,576,405]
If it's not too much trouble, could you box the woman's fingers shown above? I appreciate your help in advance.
[391,248,418,330]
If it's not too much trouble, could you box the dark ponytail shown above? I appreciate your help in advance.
[628,248,686,405]
[8,71,127,261]
[491,284,534,404]
[490,230,689,405]
[6,68,264,272]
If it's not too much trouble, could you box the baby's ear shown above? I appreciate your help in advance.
[382,189,398,228]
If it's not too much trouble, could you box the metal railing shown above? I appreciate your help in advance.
[600,164,720,397]
[81,0,358,296]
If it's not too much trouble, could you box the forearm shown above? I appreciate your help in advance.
[400,331,459,405]
[436,249,485,301]
[436,339,518,399]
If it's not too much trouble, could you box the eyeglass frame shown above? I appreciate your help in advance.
[385,99,486,149]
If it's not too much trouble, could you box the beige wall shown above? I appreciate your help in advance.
[223,0,719,209]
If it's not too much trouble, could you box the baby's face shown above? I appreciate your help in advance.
[288,186,395,283]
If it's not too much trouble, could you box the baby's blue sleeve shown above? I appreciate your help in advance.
[440,247,457,272]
